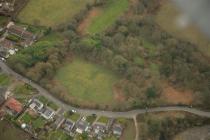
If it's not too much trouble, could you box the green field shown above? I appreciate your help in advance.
[86,0,129,34]
[55,58,119,105]
[18,0,93,27]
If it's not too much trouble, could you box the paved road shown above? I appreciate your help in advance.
[1,61,210,119]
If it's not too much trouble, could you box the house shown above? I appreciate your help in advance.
[4,98,23,116]
[0,38,17,57]
[63,119,75,133]
[106,118,114,131]
[7,22,36,46]
[0,1,14,16]
[75,120,89,134]
[112,124,123,137]
[92,123,107,139]
[53,116,65,129]
[0,38,14,50]
[29,99,44,112]
[40,106,55,120]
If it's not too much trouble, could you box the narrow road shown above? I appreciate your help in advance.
[1,61,210,119]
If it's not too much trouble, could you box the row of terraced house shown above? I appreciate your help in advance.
[0,21,36,58]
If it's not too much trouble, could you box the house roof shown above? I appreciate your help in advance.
[8,25,35,40]
[93,123,106,133]
[64,119,74,131]
[113,124,123,135]
[30,99,44,110]
[5,98,23,113]
[76,121,88,131]
[0,39,14,49]
[41,106,55,119]
[8,25,24,36]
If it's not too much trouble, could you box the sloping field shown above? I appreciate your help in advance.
[85,0,129,34]
[0,121,33,140]
[55,58,119,105]
[18,0,93,27]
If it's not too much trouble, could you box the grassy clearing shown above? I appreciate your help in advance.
[156,1,210,56]
[18,0,93,27]
[86,0,129,34]
[55,58,119,105]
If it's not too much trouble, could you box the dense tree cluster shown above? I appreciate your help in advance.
[137,114,210,140]
[7,0,210,109]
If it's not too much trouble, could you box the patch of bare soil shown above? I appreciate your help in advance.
[161,83,194,105]
[77,7,101,35]
[113,86,126,102]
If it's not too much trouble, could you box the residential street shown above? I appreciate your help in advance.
[1,60,210,119]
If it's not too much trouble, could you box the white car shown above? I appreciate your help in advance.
[0,57,5,61]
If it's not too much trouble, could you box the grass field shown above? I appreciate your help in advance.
[55,58,119,105]
[0,121,33,140]
[156,1,210,56]
[86,0,129,34]
[18,0,93,27]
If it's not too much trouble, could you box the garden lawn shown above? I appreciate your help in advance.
[18,0,93,27]
[86,0,129,34]
[32,117,46,129]
[98,116,109,124]
[37,96,59,110]
[55,58,119,105]
[13,83,37,104]
[47,130,72,140]
[20,112,34,124]
[86,115,97,124]
[65,113,80,122]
